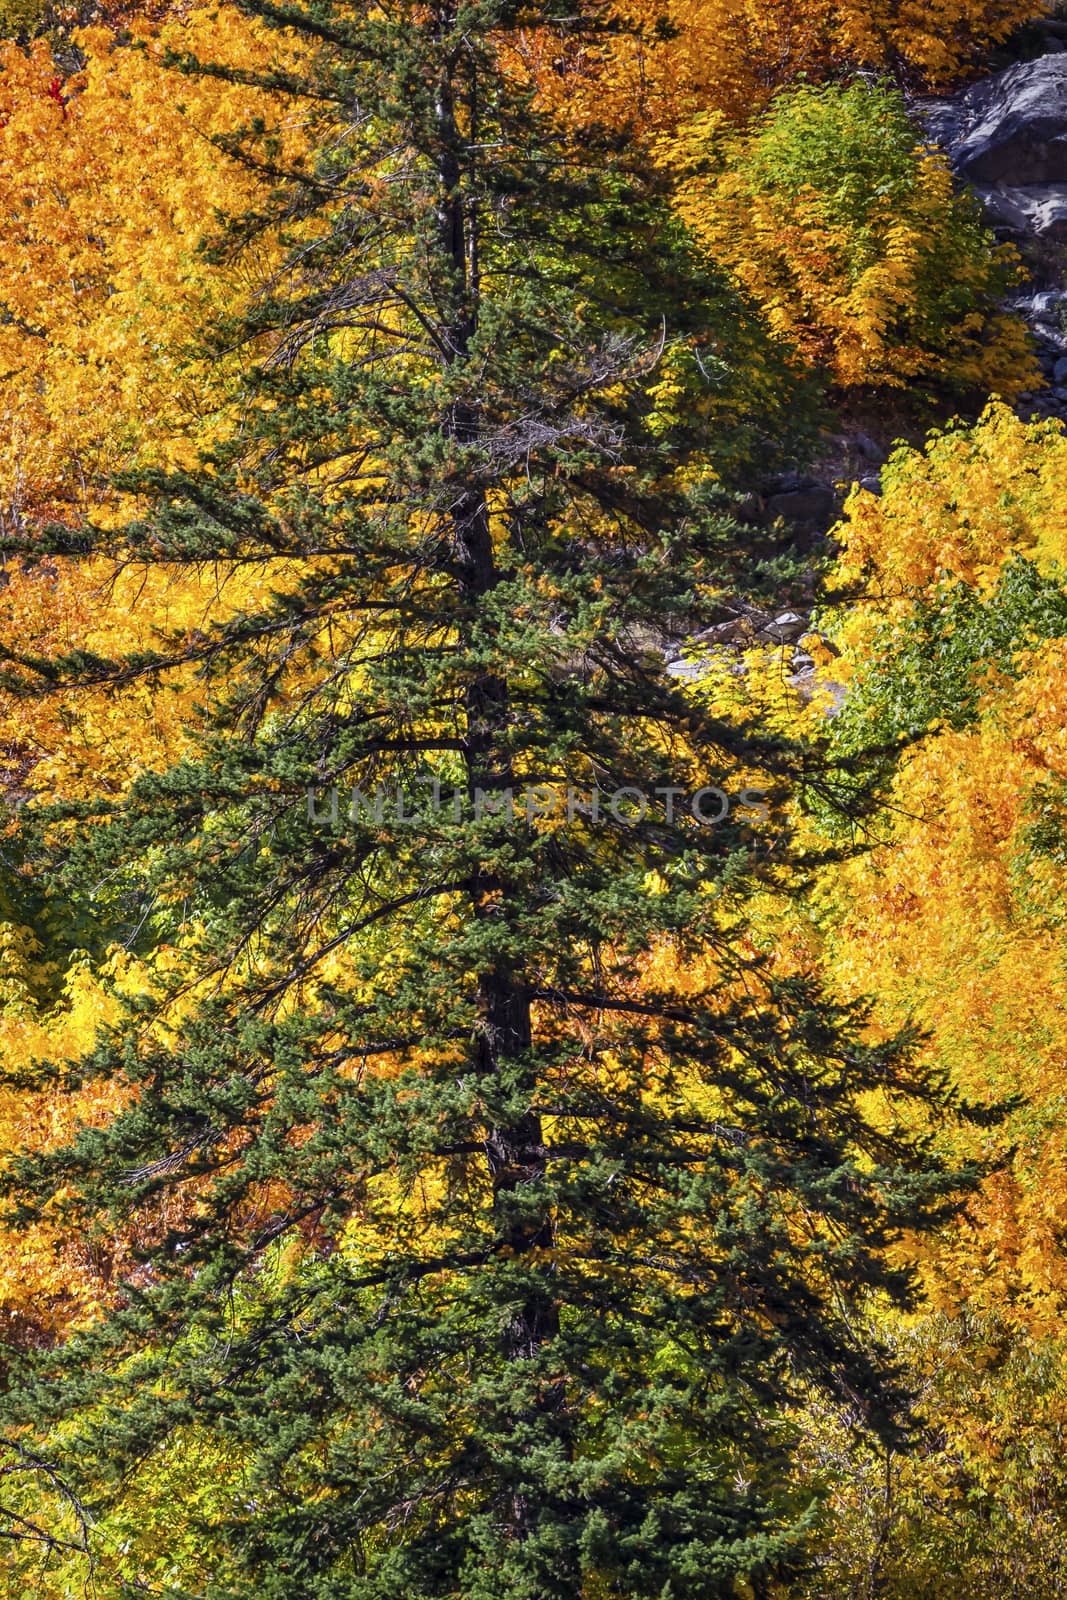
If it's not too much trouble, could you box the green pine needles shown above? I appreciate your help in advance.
[0,3,967,1595]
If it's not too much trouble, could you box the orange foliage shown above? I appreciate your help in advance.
[0,8,296,532]
[0,7,313,1346]
[816,407,1067,1334]
[662,87,1035,394]
[511,0,1045,138]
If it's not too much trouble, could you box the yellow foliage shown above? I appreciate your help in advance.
[0,6,334,1366]
[666,95,1036,394]
[0,953,127,1341]
[0,7,298,530]
[647,407,1067,1337]
[0,550,323,807]
[838,404,1067,606]
[510,0,1045,139]
[0,0,41,36]
[797,1312,1067,1600]
[811,408,1067,1331]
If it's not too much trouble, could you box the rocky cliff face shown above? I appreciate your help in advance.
[924,37,1067,418]
[929,52,1067,196]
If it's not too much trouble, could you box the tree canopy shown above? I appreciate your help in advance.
[1,0,1065,1596]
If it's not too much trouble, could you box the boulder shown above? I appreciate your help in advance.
[923,57,1067,236]
[757,611,809,644]
[1031,317,1067,350]
[853,430,887,465]
[763,481,837,527]
[950,56,1067,186]
[689,617,748,648]
[1010,289,1067,318]
[974,182,1067,238]
[665,657,707,682]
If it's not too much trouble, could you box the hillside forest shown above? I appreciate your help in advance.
[4,0,1067,1596]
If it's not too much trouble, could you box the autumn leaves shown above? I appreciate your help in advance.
[0,0,1065,1596]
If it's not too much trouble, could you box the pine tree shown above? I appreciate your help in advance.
[0,2,962,1595]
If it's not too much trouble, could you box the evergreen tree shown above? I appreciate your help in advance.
[0,2,962,1594]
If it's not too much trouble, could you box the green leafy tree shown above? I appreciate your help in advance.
[796,1312,1067,1600]
[668,82,1035,394]
[0,3,963,1595]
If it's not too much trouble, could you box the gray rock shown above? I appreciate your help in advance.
[950,57,1067,186]
[859,474,883,496]
[665,658,707,682]
[922,95,971,156]
[853,430,886,464]
[974,183,1067,238]
[1054,356,1067,385]
[764,484,837,526]
[689,617,747,647]
[759,611,809,644]
[923,57,1067,238]
[1009,289,1067,318]
[1030,317,1067,349]
[1033,291,1066,314]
